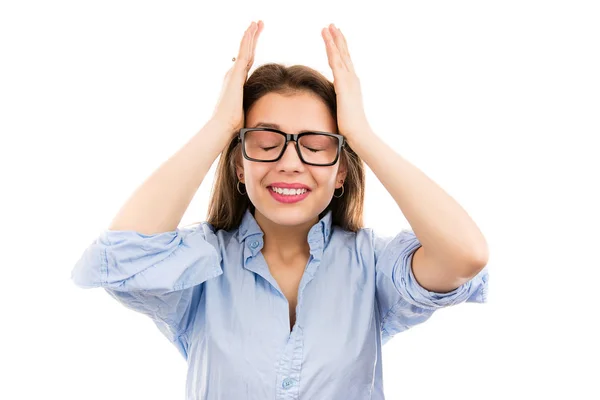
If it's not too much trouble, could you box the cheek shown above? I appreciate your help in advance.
[244,163,271,187]
[311,169,338,188]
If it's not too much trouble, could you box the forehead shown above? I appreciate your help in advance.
[246,91,336,133]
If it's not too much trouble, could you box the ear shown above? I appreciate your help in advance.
[336,163,347,188]
[235,164,244,183]
[235,151,245,183]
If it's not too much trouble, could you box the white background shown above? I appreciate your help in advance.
[1,0,599,399]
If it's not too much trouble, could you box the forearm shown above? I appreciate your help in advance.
[347,131,488,266]
[108,119,234,234]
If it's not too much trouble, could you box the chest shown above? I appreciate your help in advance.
[263,254,308,331]
[195,249,380,398]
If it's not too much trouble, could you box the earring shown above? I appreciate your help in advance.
[333,180,344,198]
[236,174,248,196]
[236,181,248,196]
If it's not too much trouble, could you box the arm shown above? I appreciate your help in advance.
[348,131,489,293]
[320,24,488,294]
[371,228,488,343]
[108,119,233,234]
[71,222,223,359]
[109,20,264,234]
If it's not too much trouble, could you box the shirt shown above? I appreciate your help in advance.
[71,207,489,400]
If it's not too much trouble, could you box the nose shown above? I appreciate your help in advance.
[277,141,304,169]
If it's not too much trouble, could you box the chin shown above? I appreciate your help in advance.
[266,208,311,225]
[256,198,320,226]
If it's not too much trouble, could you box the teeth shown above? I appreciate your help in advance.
[270,187,307,196]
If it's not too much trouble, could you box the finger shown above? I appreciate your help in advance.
[249,20,264,67]
[329,24,353,69]
[236,22,255,66]
[321,26,343,70]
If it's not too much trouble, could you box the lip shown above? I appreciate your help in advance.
[268,186,311,204]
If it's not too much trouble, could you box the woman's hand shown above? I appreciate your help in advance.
[321,24,372,142]
[211,20,264,135]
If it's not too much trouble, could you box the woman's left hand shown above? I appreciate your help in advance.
[321,24,372,142]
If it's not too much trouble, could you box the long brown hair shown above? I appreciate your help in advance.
[200,63,365,233]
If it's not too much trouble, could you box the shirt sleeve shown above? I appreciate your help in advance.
[372,228,489,344]
[71,222,223,359]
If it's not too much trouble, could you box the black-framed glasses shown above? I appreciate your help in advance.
[238,128,345,167]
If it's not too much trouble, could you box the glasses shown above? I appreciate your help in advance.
[238,128,345,167]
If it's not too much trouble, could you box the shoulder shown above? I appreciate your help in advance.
[333,225,389,246]
[178,221,239,252]
[329,225,379,258]
[345,227,419,263]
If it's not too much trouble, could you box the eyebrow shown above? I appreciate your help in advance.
[251,122,324,134]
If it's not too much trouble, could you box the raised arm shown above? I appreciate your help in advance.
[109,20,264,234]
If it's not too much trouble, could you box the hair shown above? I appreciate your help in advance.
[199,63,365,233]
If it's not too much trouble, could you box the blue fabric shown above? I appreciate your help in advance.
[72,207,489,399]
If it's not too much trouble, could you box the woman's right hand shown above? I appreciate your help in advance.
[211,20,264,135]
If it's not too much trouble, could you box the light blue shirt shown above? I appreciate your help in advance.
[71,207,489,399]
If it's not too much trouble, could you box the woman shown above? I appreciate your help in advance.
[72,21,489,400]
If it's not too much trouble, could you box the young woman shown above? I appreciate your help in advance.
[72,21,489,400]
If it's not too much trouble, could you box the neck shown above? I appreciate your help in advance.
[254,209,317,262]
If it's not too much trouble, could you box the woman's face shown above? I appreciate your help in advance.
[236,91,347,227]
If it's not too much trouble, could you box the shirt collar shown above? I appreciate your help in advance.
[237,206,333,248]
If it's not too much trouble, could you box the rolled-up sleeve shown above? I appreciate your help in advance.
[71,222,223,358]
[372,229,489,343]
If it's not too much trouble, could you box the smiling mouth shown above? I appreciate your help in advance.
[268,186,310,195]
[267,186,311,203]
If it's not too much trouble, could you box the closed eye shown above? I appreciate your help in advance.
[303,146,322,153]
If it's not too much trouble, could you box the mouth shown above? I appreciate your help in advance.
[267,186,311,204]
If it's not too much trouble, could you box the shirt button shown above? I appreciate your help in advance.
[250,241,259,248]
[282,378,296,389]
